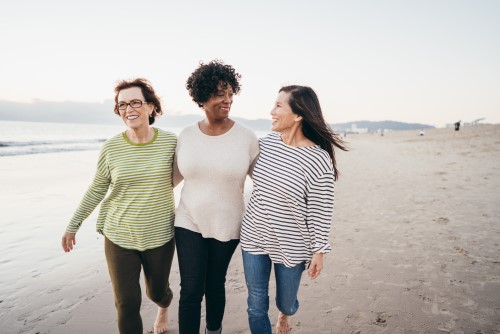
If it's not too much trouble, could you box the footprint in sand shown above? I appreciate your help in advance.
[371,311,389,327]
[454,246,469,256]
[435,217,449,225]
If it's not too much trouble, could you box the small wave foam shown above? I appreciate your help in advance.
[0,139,106,156]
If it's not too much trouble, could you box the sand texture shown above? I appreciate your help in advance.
[1,124,499,333]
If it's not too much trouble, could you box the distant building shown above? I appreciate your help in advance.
[351,123,368,134]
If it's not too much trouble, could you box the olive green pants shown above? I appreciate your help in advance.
[104,236,175,334]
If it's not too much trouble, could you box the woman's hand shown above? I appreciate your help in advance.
[61,232,76,252]
[308,253,324,280]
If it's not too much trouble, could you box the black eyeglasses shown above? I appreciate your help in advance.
[116,99,150,111]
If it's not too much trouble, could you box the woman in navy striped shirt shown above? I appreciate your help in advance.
[240,85,347,334]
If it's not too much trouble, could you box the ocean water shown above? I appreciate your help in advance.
[0,120,183,157]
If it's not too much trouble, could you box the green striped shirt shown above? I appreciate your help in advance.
[66,128,177,251]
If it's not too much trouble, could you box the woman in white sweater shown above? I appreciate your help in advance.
[173,60,259,334]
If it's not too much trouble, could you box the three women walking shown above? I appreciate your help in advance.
[61,65,344,334]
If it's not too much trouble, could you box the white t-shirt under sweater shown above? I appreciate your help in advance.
[174,122,259,241]
[240,132,335,267]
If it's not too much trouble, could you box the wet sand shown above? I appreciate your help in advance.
[1,124,499,333]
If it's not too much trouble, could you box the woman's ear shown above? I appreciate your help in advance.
[294,115,303,122]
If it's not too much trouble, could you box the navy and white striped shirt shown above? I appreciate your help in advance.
[240,132,335,267]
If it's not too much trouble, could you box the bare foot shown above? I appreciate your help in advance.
[276,312,291,334]
[154,307,168,334]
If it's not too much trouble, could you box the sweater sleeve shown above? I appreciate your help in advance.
[247,134,260,177]
[306,172,335,253]
[173,153,184,187]
[66,147,111,233]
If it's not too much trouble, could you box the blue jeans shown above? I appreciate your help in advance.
[175,227,239,334]
[242,250,305,334]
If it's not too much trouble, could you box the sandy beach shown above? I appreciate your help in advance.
[1,124,499,334]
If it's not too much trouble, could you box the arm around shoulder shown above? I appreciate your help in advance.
[247,130,260,177]
[173,153,184,187]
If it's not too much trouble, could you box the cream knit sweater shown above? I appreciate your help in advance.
[173,122,259,241]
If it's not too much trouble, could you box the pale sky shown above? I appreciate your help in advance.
[1,0,499,127]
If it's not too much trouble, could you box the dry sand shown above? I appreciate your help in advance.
[1,124,499,334]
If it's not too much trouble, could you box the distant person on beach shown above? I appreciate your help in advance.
[173,60,259,334]
[61,79,176,334]
[240,85,347,334]
[455,120,461,131]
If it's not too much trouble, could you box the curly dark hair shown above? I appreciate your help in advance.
[186,59,242,108]
[113,78,163,125]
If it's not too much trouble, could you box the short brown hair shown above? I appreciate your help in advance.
[113,78,163,125]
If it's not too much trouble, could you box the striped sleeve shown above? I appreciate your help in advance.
[66,145,111,233]
[306,171,335,253]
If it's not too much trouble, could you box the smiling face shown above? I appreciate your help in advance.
[202,83,233,121]
[117,87,154,130]
[270,91,300,133]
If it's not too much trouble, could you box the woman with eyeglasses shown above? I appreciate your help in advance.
[240,85,347,334]
[173,60,259,334]
[61,78,176,334]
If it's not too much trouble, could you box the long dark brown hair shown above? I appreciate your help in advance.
[280,85,348,180]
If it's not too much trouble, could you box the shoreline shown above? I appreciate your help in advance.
[1,124,499,333]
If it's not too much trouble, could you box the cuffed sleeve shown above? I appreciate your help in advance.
[306,172,335,254]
